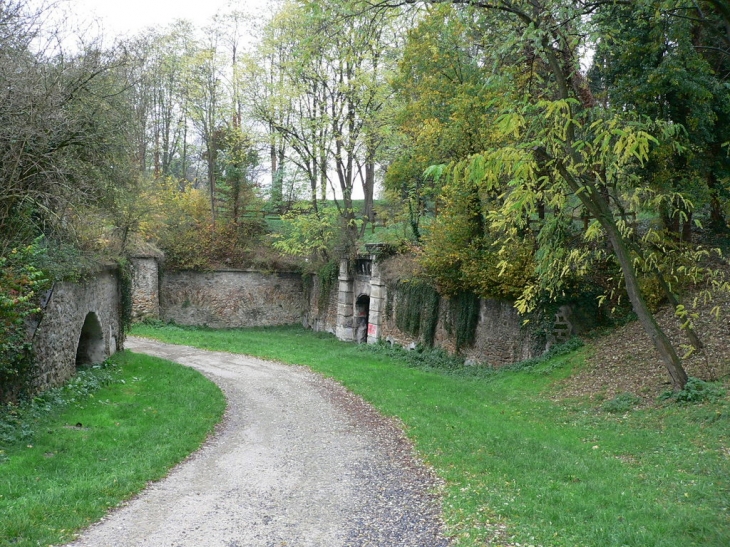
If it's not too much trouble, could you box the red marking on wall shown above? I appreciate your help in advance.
[367,323,376,335]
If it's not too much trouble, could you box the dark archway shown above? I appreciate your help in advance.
[355,294,370,344]
[76,312,105,366]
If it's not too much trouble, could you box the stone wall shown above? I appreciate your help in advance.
[326,256,543,365]
[378,293,543,367]
[130,256,160,320]
[160,270,304,328]
[31,265,122,390]
[303,274,339,334]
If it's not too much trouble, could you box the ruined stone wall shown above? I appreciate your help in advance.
[378,293,543,367]
[303,274,339,334]
[31,266,122,390]
[130,256,159,320]
[160,270,303,328]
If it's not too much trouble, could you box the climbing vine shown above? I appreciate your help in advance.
[0,242,50,402]
[316,260,340,312]
[446,291,481,352]
[117,258,134,336]
[393,279,441,347]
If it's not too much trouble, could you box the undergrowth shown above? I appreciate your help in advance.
[360,336,584,379]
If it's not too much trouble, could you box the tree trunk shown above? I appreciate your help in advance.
[538,147,689,390]
[604,220,689,390]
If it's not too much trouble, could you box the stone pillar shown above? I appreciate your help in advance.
[130,256,160,320]
[335,258,354,341]
[367,257,386,344]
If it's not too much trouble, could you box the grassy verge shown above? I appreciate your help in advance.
[131,323,730,547]
[0,351,226,547]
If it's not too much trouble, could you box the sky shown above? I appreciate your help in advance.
[62,0,275,40]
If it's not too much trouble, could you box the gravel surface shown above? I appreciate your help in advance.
[65,337,450,547]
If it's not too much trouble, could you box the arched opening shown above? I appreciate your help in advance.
[355,294,370,344]
[75,312,105,366]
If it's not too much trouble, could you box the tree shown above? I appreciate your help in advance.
[590,0,730,236]
[374,0,729,389]
[248,0,397,253]
[0,0,136,252]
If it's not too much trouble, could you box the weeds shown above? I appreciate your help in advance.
[659,376,727,404]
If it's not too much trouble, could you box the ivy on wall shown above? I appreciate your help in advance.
[317,260,339,312]
[0,242,50,402]
[446,290,481,352]
[117,258,133,336]
[393,279,440,347]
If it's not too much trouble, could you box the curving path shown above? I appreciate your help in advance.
[66,337,451,547]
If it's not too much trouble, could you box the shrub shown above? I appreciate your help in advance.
[660,377,727,405]
[602,392,643,413]
[0,242,50,402]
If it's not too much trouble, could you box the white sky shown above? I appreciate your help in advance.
[61,0,275,40]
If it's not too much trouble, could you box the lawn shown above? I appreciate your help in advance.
[0,352,226,547]
[131,323,730,547]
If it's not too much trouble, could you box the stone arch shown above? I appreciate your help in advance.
[355,294,370,344]
[75,312,106,366]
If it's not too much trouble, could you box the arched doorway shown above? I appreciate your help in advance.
[355,294,370,344]
[76,312,105,366]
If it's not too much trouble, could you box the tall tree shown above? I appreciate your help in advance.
[590,0,730,236]
[0,0,136,250]
[376,0,722,389]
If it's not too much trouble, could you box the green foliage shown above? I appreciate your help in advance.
[0,361,121,448]
[363,340,466,373]
[272,205,343,266]
[316,260,339,311]
[446,291,480,352]
[117,258,134,336]
[660,377,727,405]
[0,242,51,402]
[393,279,440,347]
[601,392,643,413]
[141,179,267,271]
[504,337,585,374]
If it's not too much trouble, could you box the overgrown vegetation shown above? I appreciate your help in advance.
[0,242,50,402]
[446,291,481,352]
[0,351,225,547]
[392,279,441,346]
[131,324,730,547]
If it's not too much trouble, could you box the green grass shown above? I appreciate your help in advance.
[131,323,730,547]
[0,351,226,547]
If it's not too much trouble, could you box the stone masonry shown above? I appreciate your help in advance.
[160,270,303,328]
[130,256,160,320]
[31,265,122,391]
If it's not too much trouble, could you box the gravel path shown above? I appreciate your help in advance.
[66,337,451,547]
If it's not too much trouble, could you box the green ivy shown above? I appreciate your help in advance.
[393,279,440,347]
[317,260,339,312]
[117,258,133,336]
[0,242,51,402]
[447,291,480,352]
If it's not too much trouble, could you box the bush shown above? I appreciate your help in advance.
[602,392,643,413]
[0,242,50,402]
[660,377,727,405]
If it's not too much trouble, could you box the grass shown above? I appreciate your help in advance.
[131,323,730,547]
[0,351,226,547]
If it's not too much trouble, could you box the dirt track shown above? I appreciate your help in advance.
[65,337,450,547]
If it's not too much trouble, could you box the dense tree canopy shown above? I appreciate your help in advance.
[3,0,730,388]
